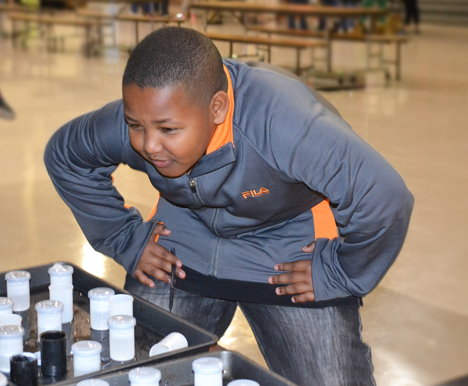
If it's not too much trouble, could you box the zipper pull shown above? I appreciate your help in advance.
[189,178,197,193]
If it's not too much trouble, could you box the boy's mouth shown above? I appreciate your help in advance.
[152,159,172,168]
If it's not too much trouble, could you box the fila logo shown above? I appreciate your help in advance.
[242,187,269,199]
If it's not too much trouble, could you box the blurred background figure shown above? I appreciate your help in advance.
[0,89,15,120]
[288,0,309,30]
[131,0,169,16]
[402,0,420,33]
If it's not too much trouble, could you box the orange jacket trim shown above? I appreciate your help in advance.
[311,199,338,240]
[206,65,235,155]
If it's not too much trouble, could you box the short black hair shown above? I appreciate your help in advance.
[123,27,227,105]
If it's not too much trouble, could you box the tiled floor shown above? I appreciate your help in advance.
[0,8,467,386]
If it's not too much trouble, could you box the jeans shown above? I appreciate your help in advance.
[125,275,376,386]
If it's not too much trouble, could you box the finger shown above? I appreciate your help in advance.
[302,241,316,254]
[269,271,309,285]
[147,243,184,269]
[153,223,172,237]
[134,268,155,288]
[275,282,312,296]
[139,262,172,284]
[292,292,315,303]
[274,260,311,274]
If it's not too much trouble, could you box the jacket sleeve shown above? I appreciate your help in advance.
[270,86,414,301]
[43,100,158,275]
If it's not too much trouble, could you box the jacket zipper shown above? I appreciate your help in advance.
[188,177,204,205]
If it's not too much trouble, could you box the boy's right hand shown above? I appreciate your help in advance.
[133,223,185,288]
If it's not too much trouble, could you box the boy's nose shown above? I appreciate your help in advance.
[143,133,164,155]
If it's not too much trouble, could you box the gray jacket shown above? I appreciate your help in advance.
[44,60,414,302]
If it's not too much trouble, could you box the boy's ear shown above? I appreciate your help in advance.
[211,91,230,125]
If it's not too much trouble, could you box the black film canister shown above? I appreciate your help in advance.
[40,330,67,377]
[10,352,38,386]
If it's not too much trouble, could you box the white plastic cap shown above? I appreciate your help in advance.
[76,380,110,386]
[71,341,102,357]
[0,314,22,327]
[0,325,25,339]
[0,372,8,386]
[0,297,14,311]
[227,380,261,386]
[107,315,136,330]
[5,270,31,282]
[128,367,162,384]
[192,357,224,375]
[88,287,115,301]
[48,263,74,277]
[35,300,64,313]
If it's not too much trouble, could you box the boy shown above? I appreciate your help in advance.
[44,27,414,385]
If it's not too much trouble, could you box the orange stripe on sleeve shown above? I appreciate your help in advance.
[311,199,338,240]
[147,193,161,221]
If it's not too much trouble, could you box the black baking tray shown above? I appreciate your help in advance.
[58,350,299,386]
[0,263,218,384]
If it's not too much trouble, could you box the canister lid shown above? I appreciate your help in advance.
[35,300,64,313]
[88,287,115,301]
[71,341,102,357]
[0,372,8,386]
[128,367,162,383]
[107,315,136,330]
[0,314,22,327]
[192,357,224,375]
[0,297,14,311]
[228,380,260,386]
[48,263,74,277]
[0,325,25,339]
[5,270,31,282]
[77,380,110,386]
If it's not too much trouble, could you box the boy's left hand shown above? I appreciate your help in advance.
[268,241,316,303]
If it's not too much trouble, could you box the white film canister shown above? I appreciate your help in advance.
[77,380,110,386]
[149,332,188,357]
[192,357,224,386]
[109,294,133,318]
[108,315,136,361]
[5,271,31,312]
[129,367,162,386]
[0,297,14,316]
[0,325,24,373]
[88,287,115,331]
[48,263,74,285]
[35,300,63,336]
[49,283,74,323]
[227,381,261,386]
[0,313,22,327]
[0,372,7,386]
[71,341,102,377]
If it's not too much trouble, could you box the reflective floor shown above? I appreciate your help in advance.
[0,10,467,386]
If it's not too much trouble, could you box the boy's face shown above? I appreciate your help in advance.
[123,84,224,178]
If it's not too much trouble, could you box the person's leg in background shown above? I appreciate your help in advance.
[317,0,338,31]
[288,0,309,30]
[124,274,237,338]
[0,88,15,120]
[239,301,376,386]
[160,0,169,16]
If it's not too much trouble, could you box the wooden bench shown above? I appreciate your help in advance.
[0,4,27,37]
[205,32,327,75]
[9,12,109,56]
[246,25,408,80]
[76,8,121,45]
[116,14,186,45]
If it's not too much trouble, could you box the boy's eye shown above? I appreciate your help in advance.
[160,127,177,134]
[128,123,143,131]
